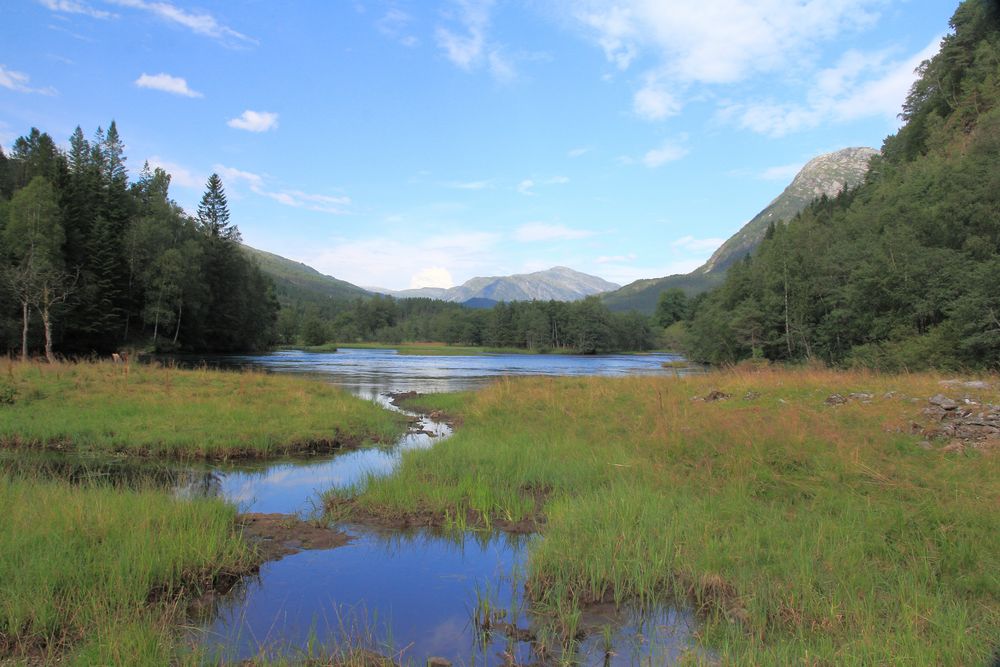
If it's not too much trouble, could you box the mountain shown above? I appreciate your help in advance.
[242,246,369,305]
[602,147,878,313]
[373,267,620,303]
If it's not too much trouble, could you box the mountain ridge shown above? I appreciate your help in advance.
[602,146,878,313]
[372,266,620,303]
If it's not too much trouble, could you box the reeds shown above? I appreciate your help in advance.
[330,368,1000,663]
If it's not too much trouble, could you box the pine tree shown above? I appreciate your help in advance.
[197,173,240,241]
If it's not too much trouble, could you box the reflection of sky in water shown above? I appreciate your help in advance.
[201,347,694,396]
[198,526,699,666]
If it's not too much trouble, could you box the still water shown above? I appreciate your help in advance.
[9,347,704,664]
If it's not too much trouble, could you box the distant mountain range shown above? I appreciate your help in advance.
[247,147,875,314]
[370,267,620,305]
[602,147,878,313]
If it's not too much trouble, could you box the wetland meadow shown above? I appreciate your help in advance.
[0,351,998,665]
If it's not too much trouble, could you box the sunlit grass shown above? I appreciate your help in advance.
[0,474,256,664]
[330,368,1000,664]
[0,360,406,460]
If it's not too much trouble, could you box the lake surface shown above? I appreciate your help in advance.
[192,347,696,395]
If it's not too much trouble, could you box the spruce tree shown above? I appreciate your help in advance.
[197,173,240,241]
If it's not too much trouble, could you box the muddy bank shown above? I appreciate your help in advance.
[0,431,382,462]
[385,391,463,428]
[327,484,549,535]
[238,512,354,561]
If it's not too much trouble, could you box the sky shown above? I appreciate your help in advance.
[1,0,958,291]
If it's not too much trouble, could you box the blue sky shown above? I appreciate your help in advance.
[2,0,956,290]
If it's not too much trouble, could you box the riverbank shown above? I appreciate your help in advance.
[300,341,680,357]
[0,474,256,664]
[328,368,1000,664]
[0,360,407,460]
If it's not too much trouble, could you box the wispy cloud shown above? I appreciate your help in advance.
[722,36,943,137]
[135,72,202,98]
[633,74,681,121]
[0,65,57,95]
[517,176,569,196]
[377,8,419,47]
[514,223,594,242]
[642,140,688,168]
[37,0,115,19]
[215,164,350,214]
[567,146,591,158]
[435,0,518,82]
[308,231,501,290]
[227,110,279,133]
[107,0,256,46]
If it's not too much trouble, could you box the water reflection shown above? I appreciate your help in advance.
[168,347,697,395]
[198,525,698,666]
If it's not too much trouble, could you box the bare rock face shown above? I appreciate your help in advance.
[700,147,878,275]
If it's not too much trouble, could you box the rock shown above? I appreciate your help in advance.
[428,658,452,667]
[704,390,730,402]
[825,394,847,406]
[743,390,760,400]
[849,392,874,401]
[928,394,959,410]
[941,440,965,453]
[916,440,934,450]
[883,391,898,399]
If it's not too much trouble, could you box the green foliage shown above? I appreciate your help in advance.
[688,0,1000,369]
[0,124,278,354]
[653,288,689,327]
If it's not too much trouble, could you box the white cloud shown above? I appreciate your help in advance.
[435,0,518,82]
[725,35,943,137]
[308,231,501,290]
[571,0,881,83]
[514,223,594,242]
[642,140,688,168]
[671,235,726,253]
[107,0,255,45]
[146,156,204,189]
[518,175,569,195]
[633,74,681,120]
[567,146,591,158]
[410,267,454,289]
[135,72,202,98]
[227,110,279,133]
[37,0,115,19]
[0,65,57,95]
[377,8,419,47]
[215,164,350,214]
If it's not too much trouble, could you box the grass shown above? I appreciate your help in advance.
[0,359,406,460]
[0,473,256,664]
[327,368,1000,664]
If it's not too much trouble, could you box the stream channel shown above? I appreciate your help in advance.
[12,349,706,665]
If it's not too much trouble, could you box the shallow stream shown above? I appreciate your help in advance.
[9,349,705,664]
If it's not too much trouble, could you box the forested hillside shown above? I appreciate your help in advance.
[687,0,1000,370]
[0,123,277,356]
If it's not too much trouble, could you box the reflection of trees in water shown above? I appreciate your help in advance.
[173,470,223,499]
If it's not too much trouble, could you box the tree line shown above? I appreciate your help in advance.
[0,122,277,358]
[679,0,1000,370]
[277,295,659,354]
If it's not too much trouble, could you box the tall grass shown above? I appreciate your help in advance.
[0,474,256,664]
[330,368,1000,664]
[0,360,406,459]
